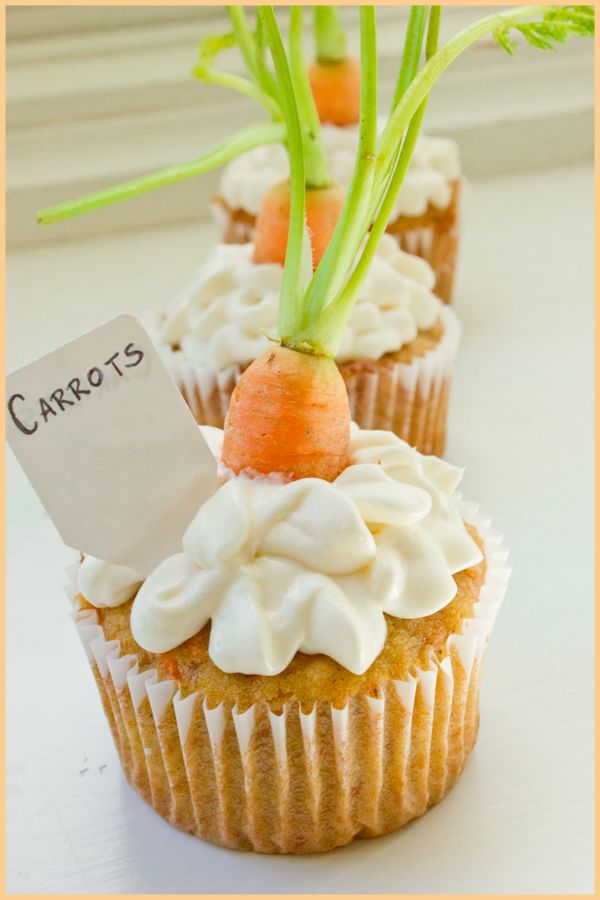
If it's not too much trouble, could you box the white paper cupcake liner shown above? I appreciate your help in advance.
[340,304,461,455]
[164,303,461,458]
[68,503,509,854]
[387,179,462,305]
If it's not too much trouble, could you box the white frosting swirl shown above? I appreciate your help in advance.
[159,235,439,370]
[78,556,142,608]
[220,124,460,220]
[127,425,482,676]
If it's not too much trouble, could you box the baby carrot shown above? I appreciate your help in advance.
[222,345,350,482]
[308,56,361,127]
[309,9,360,126]
[253,181,346,267]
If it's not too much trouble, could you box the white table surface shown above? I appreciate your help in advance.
[6,164,595,894]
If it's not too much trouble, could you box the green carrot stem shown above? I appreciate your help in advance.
[372,5,440,257]
[291,5,377,346]
[392,6,428,109]
[227,7,262,86]
[376,5,543,180]
[227,7,282,108]
[374,3,429,241]
[425,5,442,57]
[192,64,281,119]
[288,7,330,189]
[313,7,347,64]
[372,4,541,209]
[323,9,442,340]
[258,8,307,342]
[37,121,286,225]
[254,13,280,104]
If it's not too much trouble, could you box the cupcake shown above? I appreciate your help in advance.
[72,424,509,854]
[212,127,462,303]
[152,235,461,457]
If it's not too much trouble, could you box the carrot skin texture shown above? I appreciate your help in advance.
[222,345,350,482]
[253,182,345,269]
[308,56,361,127]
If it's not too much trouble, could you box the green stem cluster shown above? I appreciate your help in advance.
[37,0,594,362]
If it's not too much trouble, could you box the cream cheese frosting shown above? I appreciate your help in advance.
[159,235,439,371]
[78,425,482,677]
[220,125,461,220]
[78,556,142,608]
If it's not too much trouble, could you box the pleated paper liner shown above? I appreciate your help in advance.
[211,179,461,304]
[68,503,509,854]
[385,180,461,304]
[339,304,460,456]
[166,303,461,458]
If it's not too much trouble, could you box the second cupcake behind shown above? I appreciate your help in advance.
[154,233,461,457]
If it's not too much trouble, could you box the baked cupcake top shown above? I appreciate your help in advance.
[220,126,461,220]
[78,424,482,677]
[158,234,440,371]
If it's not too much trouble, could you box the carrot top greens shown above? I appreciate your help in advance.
[37,4,594,361]
[38,6,593,232]
[271,4,594,357]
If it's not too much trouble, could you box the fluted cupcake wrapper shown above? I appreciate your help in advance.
[164,304,461,458]
[68,502,509,854]
[386,180,462,305]
[340,304,461,456]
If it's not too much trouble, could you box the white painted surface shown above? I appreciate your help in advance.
[6,165,594,893]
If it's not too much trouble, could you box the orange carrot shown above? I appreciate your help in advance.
[222,345,350,482]
[159,653,181,682]
[253,181,346,268]
[308,56,361,127]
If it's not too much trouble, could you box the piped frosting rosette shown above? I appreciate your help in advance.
[152,237,461,455]
[70,426,510,853]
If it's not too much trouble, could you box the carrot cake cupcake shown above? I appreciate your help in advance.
[151,233,461,456]
[72,422,509,853]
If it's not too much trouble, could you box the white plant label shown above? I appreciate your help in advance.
[6,315,217,576]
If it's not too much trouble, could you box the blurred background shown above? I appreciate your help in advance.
[6,4,594,247]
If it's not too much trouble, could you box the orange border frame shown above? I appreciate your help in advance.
[1,1,598,897]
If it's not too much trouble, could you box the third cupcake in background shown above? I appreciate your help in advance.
[212,7,462,302]
[214,128,462,304]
